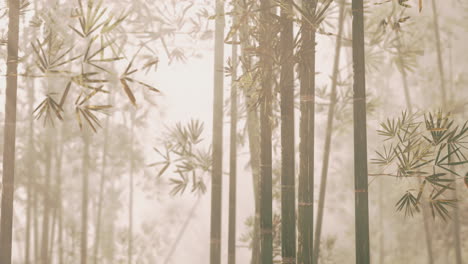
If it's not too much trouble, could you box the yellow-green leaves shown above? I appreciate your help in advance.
[119,58,160,107]
[120,78,136,106]
[33,94,64,126]
[374,111,468,220]
[74,89,111,132]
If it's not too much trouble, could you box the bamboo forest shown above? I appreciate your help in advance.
[1,0,468,263]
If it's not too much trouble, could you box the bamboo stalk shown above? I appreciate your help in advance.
[279,0,296,263]
[352,0,370,263]
[210,0,225,262]
[313,1,345,262]
[228,1,239,262]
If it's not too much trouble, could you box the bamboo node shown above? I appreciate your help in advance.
[355,189,367,193]
[298,202,313,206]
[300,95,314,102]
[281,257,296,264]
[210,239,221,244]
[260,228,273,234]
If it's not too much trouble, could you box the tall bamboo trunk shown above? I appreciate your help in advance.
[298,0,316,263]
[210,0,225,262]
[228,5,239,263]
[34,176,39,262]
[352,0,370,263]
[54,125,65,264]
[279,1,296,263]
[378,178,384,264]
[259,1,274,263]
[163,197,202,264]
[128,112,135,264]
[238,1,261,261]
[313,1,345,262]
[0,0,20,263]
[41,129,54,264]
[81,132,91,264]
[25,63,36,264]
[247,104,261,264]
[48,198,58,264]
[396,31,434,264]
[430,0,447,108]
[430,1,462,263]
[93,96,111,264]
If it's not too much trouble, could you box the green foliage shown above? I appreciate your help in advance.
[373,111,468,221]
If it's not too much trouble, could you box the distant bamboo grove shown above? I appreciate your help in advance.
[0,0,467,264]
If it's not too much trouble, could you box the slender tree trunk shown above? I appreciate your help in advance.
[430,0,447,108]
[430,1,462,263]
[313,1,345,262]
[259,0,273,263]
[81,132,91,264]
[247,96,261,264]
[25,65,36,264]
[163,196,202,264]
[395,35,412,114]
[93,97,111,264]
[34,178,39,262]
[48,200,58,264]
[378,179,384,264]
[41,130,53,264]
[238,2,261,261]
[210,0,225,262]
[228,4,239,263]
[0,0,20,263]
[279,1,295,263]
[54,125,65,264]
[128,112,135,264]
[298,0,316,263]
[352,0,370,263]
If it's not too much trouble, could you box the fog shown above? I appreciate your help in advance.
[0,0,467,264]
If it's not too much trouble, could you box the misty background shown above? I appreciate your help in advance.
[0,0,467,263]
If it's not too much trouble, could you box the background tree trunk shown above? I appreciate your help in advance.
[25,62,36,264]
[81,132,91,264]
[41,130,53,264]
[313,1,345,262]
[0,0,20,263]
[238,2,261,261]
[430,0,462,263]
[228,4,239,263]
[128,111,135,264]
[210,0,225,262]
[93,95,111,264]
